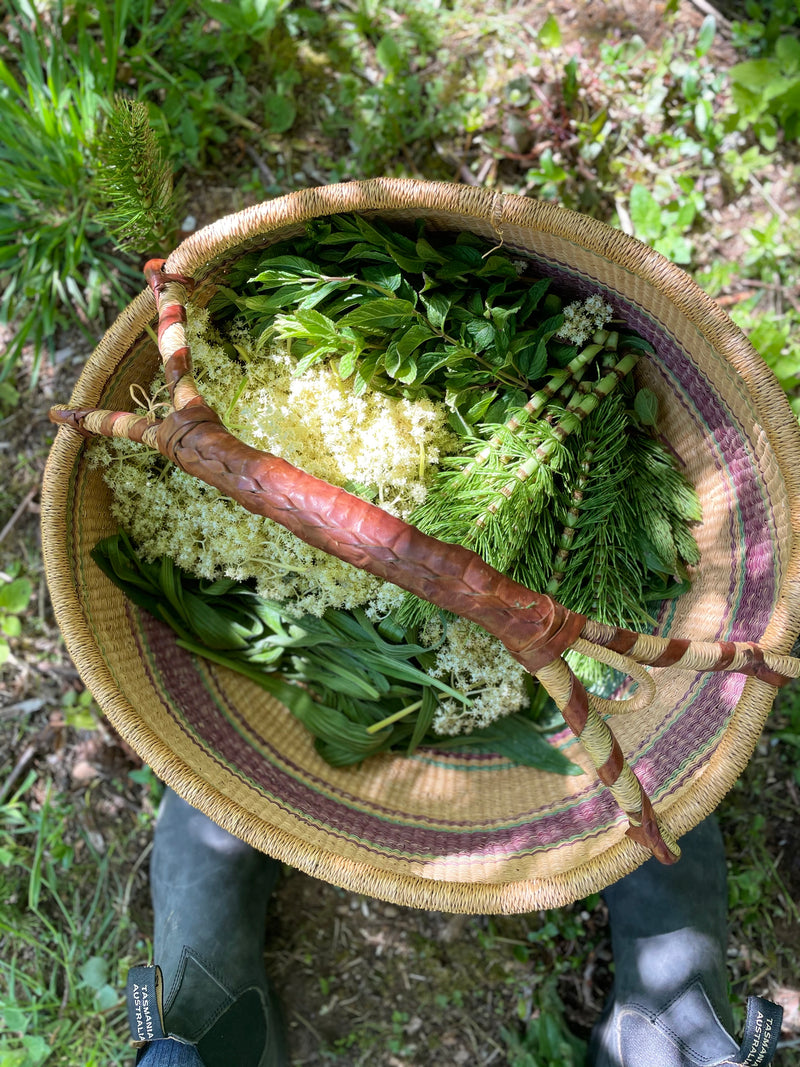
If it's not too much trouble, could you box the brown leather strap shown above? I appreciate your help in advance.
[155,405,586,671]
[144,260,196,296]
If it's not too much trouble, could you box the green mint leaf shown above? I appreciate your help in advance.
[476,255,520,279]
[362,264,403,291]
[252,256,326,284]
[413,346,453,382]
[419,290,452,331]
[384,342,416,382]
[338,348,359,379]
[520,277,552,318]
[340,242,396,265]
[276,308,340,341]
[463,317,497,354]
[352,352,382,396]
[395,323,437,359]
[634,388,659,426]
[433,247,484,281]
[296,279,347,310]
[415,237,448,265]
[338,297,418,332]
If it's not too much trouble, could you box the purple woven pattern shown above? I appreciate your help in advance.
[129,260,779,864]
[138,609,625,858]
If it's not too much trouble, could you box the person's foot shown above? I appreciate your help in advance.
[588,817,782,1066]
[126,788,288,1067]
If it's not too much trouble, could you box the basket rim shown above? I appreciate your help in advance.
[41,179,800,912]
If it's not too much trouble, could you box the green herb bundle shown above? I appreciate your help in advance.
[95,214,701,771]
[93,532,578,775]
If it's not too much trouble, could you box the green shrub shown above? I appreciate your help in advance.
[729,34,800,147]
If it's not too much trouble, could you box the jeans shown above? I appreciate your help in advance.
[137,1039,205,1066]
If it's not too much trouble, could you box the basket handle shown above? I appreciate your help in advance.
[50,262,800,867]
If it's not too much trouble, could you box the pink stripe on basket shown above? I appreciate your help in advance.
[137,610,628,857]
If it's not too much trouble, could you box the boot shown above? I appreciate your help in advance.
[588,817,782,1066]
[126,789,288,1067]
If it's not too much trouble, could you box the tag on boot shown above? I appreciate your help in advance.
[732,996,783,1065]
[127,965,167,1046]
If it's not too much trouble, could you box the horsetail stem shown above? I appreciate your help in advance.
[546,440,596,595]
[462,331,610,477]
[476,350,639,526]
[550,350,639,443]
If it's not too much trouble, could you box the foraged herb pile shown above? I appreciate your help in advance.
[94,214,701,772]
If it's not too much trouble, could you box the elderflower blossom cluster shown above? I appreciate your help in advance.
[555,293,613,346]
[94,306,458,617]
[421,616,531,735]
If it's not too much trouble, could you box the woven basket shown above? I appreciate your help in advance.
[41,179,800,913]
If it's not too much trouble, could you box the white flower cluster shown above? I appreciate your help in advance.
[95,306,458,617]
[96,305,535,732]
[555,293,613,346]
[422,617,531,735]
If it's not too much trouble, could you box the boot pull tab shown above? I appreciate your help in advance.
[127,964,167,1048]
[729,996,783,1065]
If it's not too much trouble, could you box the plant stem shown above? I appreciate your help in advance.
[320,275,397,299]
[366,699,424,734]
[477,350,639,525]
[463,331,610,477]
[546,439,596,595]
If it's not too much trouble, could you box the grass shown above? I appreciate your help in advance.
[718,685,800,1045]
[1,1,800,1063]
[0,0,140,382]
[0,770,152,1066]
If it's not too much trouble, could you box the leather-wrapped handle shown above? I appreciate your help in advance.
[48,261,800,866]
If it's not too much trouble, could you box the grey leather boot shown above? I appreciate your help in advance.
[126,789,288,1067]
[588,817,782,1067]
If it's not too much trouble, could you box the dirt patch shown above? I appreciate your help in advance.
[265,872,611,1065]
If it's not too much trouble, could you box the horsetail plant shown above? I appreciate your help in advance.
[546,436,597,597]
[461,331,614,476]
[475,348,641,525]
[92,97,183,255]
